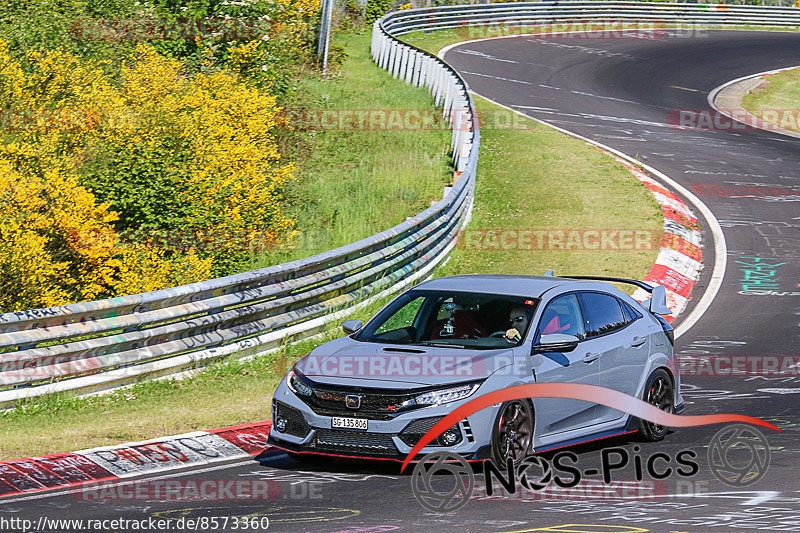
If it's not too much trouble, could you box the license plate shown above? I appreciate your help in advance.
[331,417,368,430]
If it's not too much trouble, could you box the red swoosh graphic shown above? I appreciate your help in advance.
[401,383,780,472]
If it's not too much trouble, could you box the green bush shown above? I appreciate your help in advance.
[365,0,392,24]
[79,138,196,235]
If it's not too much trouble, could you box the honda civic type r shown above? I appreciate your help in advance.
[268,274,683,466]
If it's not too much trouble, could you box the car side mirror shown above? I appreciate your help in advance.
[342,319,363,335]
[531,333,580,354]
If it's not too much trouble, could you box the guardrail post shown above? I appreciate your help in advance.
[379,36,390,69]
[389,41,398,77]
[411,51,423,87]
[396,45,408,78]
[404,49,416,84]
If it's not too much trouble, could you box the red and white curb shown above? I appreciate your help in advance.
[0,421,272,498]
[612,156,702,321]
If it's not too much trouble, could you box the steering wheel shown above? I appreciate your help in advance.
[491,329,522,344]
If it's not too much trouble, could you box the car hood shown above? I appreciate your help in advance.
[294,336,518,388]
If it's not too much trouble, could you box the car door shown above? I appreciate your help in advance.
[615,297,653,399]
[532,293,602,436]
[576,291,645,425]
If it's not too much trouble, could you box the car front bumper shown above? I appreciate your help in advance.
[268,379,497,462]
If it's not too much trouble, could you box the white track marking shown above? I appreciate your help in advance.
[671,490,780,506]
[460,71,537,86]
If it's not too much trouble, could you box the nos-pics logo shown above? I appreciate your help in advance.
[411,424,771,512]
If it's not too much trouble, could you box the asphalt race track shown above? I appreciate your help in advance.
[4,30,800,533]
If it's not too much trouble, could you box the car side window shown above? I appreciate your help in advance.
[577,292,626,338]
[620,298,643,323]
[538,294,585,340]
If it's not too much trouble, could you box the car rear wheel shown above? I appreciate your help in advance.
[638,368,674,441]
[491,400,534,468]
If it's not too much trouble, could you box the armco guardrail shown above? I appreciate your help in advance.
[0,25,479,407]
[3,2,796,407]
[381,1,800,35]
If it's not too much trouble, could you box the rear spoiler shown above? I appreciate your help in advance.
[555,274,672,316]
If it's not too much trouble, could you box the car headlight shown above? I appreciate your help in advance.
[414,382,481,406]
[286,368,312,397]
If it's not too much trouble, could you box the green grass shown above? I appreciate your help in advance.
[246,31,453,268]
[1,26,664,461]
[742,66,800,133]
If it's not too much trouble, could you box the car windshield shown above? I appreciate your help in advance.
[355,290,539,349]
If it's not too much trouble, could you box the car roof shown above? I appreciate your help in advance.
[414,274,622,299]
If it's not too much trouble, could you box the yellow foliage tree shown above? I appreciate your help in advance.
[0,38,295,311]
[0,159,212,312]
[107,44,298,271]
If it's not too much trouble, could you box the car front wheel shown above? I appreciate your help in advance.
[491,400,534,468]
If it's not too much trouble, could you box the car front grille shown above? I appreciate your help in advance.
[298,386,420,421]
[311,429,399,456]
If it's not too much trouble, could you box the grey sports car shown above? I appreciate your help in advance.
[268,273,683,466]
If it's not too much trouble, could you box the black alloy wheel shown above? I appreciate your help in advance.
[491,400,534,468]
[638,368,675,441]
